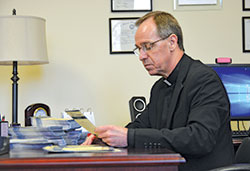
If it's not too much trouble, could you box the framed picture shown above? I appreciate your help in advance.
[243,0,250,11]
[109,17,138,54]
[242,17,250,52]
[174,0,223,11]
[111,0,152,12]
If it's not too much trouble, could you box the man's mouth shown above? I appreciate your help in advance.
[144,64,153,70]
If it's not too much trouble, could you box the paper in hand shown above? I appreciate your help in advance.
[66,110,97,136]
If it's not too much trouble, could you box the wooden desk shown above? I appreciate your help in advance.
[0,148,185,171]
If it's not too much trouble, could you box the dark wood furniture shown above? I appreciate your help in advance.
[0,148,185,171]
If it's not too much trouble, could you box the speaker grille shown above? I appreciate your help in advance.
[129,96,146,121]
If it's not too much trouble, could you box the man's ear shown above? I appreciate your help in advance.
[169,34,178,52]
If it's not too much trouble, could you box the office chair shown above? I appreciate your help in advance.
[208,164,250,171]
[235,137,250,163]
[208,137,250,171]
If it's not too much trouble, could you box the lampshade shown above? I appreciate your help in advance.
[0,15,48,65]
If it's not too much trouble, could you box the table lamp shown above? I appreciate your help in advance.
[0,10,49,126]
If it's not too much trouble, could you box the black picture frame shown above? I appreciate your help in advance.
[243,0,250,11]
[109,17,139,54]
[111,0,152,12]
[242,17,250,53]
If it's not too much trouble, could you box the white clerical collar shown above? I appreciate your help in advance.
[164,79,172,86]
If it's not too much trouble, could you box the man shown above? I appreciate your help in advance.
[84,11,234,170]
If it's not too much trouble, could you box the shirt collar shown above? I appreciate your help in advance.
[163,55,184,86]
[163,79,172,86]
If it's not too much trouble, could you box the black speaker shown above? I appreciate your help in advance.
[129,96,146,121]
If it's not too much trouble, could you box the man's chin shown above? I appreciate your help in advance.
[146,69,162,76]
[147,69,157,76]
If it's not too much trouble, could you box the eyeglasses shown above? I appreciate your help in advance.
[133,34,172,57]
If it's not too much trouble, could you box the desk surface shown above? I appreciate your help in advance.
[0,147,185,171]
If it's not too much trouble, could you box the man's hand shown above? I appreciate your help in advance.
[95,125,128,147]
[81,133,96,145]
[81,125,128,147]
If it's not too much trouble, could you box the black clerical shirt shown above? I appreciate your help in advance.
[156,59,181,129]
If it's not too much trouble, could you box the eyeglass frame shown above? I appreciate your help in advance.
[133,34,172,56]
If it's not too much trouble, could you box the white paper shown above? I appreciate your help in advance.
[111,19,137,52]
[245,19,250,50]
[61,111,96,133]
[113,0,134,10]
[113,0,151,10]
[178,0,217,5]
[134,0,151,10]
[245,0,250,8]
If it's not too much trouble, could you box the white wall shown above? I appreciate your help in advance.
[0,0,249,127]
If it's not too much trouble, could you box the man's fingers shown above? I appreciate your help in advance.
[81,134,96,146]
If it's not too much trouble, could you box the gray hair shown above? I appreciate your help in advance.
[136,11,185,51]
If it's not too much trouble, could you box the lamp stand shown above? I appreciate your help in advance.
[11,61,20,126]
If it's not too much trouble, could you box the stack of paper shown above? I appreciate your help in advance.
[9,118,87,150]
[9,126,65,139]
[9,126,64,150]
[30,117,81,131]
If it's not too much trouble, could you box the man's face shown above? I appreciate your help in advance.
[134,17,172,77]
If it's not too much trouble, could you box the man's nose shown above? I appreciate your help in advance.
[139,49,148,61]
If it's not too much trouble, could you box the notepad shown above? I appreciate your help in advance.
[43,145,121,153]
